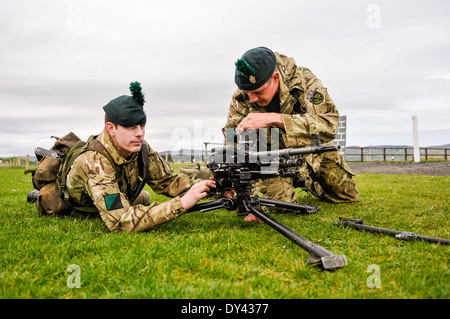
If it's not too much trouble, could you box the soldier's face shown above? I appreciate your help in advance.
[107,123,145,158]
[244,72,280,107]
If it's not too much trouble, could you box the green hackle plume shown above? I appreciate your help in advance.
[235,58,255,78]
[129,81,145,106]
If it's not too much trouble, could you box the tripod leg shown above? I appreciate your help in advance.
[248,206,347,270]
[256,197,319,215]
[336,218,450,245]
[188,198,236,213]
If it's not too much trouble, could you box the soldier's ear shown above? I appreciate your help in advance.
[105,122,116,137]
[272,71,280,84]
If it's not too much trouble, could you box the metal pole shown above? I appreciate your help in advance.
[412,115,420,163]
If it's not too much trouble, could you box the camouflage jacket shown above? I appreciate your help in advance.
[224,52,339,148]
[66,128,194,232]
[222,52,353,174]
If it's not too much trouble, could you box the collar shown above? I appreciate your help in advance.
[275,52,305,114]
[97,128,139,166]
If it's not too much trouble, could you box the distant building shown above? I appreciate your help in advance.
[333,115,347,155]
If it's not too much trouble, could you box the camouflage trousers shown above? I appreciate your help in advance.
[253,150,359,210]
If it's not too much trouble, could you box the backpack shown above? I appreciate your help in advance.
[27,132,149,216]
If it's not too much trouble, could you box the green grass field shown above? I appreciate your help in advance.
[0,165,449,299]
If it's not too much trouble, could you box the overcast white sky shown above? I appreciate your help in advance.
[1,0,449,157]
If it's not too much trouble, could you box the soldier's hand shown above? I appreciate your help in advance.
[236,113,284,134]
[180,179,216,210]
[244,213,263,223]
[223,190,235,199]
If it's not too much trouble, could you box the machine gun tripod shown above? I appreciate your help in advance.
[190,195,347,270]
[189,133,348,270]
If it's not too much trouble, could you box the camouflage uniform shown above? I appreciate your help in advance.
[223,52,359,205]
[66,128,195,232]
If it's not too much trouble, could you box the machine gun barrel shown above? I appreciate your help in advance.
[251,144,338,159]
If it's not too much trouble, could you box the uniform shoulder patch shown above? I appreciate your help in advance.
[104,193,123,211]
[311,91,324,104]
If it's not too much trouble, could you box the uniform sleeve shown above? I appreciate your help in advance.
[71,151,187,233]
[145,143,199,197]
[280,68,340,147]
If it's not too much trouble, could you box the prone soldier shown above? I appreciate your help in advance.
[63,82,215,232]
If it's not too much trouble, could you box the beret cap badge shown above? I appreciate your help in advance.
[235,58,256,84]
[234,47,276,91]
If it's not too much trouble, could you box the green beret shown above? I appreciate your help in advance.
[103,81,147,127]
[234,47,276,91]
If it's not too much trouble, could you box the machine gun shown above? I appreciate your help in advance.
[189,133,348,270]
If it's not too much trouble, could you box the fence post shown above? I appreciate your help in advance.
[360,148,364,162]
[412,115,420,162]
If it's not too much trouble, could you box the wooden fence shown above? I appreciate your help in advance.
[344,147,449,162]
[0,155,31,168]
